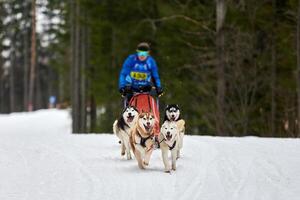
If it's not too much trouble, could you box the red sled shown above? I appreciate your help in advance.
[129,93,160,136]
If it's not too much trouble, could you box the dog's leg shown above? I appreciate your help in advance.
[134,148,145,169]
[161,149,171,172]
[177,133,184,159]
[177,150,180,160]
[123,135,132,160]
[121,140,126,156]
[171,149,177,171]
[133,145,145,169]
[179,133,183,148]
[144,148,153,166]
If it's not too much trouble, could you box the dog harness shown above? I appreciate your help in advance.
[159,138,177,150]
[168,141,177,150]
[136,131,154,149]
[140,135,153,148]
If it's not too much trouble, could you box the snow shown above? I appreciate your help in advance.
[0,109,300,200]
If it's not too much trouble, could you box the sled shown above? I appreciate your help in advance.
[128,93,160,136]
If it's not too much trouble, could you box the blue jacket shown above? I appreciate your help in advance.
[119,54,162,90]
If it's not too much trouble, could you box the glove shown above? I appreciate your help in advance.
[119,86,132,97]
[138,85,152,93]
[119,87,126,97]
[124,86,132,94]
[156,87,164,97]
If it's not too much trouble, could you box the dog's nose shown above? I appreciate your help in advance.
[167,131,170,135]
[147,122,150,126]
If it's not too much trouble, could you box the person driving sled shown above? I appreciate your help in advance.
[118,42,163,100]
[118,42,163,147]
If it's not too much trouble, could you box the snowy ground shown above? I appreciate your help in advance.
[0,109,299,200]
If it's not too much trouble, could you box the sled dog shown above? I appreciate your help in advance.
[159,121,181,172]
[130,112,155,169]
[113,106,139,160]
[164,104,185,158]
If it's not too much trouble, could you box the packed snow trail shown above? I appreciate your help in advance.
[0,110,299,200]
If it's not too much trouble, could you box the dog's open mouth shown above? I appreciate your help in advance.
[144,124,152,132]
[171,116,176,121]
[127,116,134,122]
[166,135,172,141]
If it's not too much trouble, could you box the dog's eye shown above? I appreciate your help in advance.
[171,128,173,130]
[165,127,167,130]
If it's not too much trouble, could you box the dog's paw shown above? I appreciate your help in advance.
[165,167,171,173]
[139,165,146,169]
[172,165,176,171]
[143,161,149,166]
[127,155,132,160]
[138,162,146,169]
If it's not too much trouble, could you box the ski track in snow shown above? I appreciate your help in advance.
[0,109,300,200]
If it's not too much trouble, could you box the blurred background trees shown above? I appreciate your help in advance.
[0,0,299,137]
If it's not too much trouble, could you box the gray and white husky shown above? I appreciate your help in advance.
[113,106,139,160]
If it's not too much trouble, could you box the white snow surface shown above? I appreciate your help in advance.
[0,109,300,200]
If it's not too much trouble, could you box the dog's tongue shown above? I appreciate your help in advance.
[144,125,151,131]
[166,135,172,141]
[127,116,134,122]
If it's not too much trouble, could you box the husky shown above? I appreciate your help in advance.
[130,112,155,169]
[159,121,181,172]
[113,106,139,160]
[164,104,185,158]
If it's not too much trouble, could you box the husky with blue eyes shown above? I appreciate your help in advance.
[159,121,182,173]
[130,112,155,169]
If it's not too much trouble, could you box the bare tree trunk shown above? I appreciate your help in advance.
[74,0,81,132]
[216,0,226,136]
[70,0,75,130]
[271,0,277,137]
[58,72,64,103]
[28,0,36,111]
[80,18,87,133]
[23,29,29,111]
[297,0,300,137]
[90,94,96,132]
[71,0,81,133]
[9,38,15,112]
[36,64,42,109]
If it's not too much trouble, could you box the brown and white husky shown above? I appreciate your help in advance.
[130,112,155,169]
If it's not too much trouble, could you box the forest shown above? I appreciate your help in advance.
[1,0,300,137]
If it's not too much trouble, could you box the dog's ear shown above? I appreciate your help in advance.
[122,106,127,113]
[131,105,139,112]
[176,104,179,109]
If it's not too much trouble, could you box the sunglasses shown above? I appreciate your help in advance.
[137,50,149,57]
